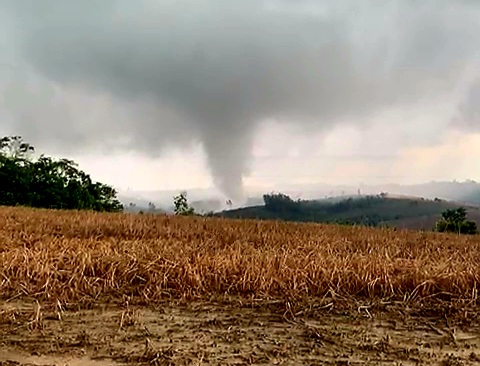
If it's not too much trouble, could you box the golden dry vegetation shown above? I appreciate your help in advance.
[0,206,479,307]
[2,206,480,365]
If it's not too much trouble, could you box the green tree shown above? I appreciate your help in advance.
[434,207,478,235]
[173,191,195,216]
[0,135,34,159]
[0,135,123,212]
[263,192,301,213]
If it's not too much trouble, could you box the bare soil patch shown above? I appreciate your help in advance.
[1,300,479,365]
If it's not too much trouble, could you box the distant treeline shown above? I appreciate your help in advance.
[262,192,400,226]
[219,192,478,234]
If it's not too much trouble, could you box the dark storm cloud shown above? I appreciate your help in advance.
[1,0,480,200]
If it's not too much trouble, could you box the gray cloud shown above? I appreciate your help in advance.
[453,78,480,131]
[1,0,480,200]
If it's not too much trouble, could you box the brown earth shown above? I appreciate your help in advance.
[1,300,480,366]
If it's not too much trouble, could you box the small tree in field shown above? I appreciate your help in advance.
[173,191,195,216]
[434,207,478,235]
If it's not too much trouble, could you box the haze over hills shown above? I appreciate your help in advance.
[219,194,480,231]
[119,179,480,214]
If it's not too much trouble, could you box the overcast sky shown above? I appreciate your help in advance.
[0,1,479,200]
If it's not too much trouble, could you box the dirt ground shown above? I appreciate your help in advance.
[1,300,480,366]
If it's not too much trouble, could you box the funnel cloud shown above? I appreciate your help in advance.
[1,1,480,200]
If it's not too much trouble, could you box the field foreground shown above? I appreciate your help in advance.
[1,207,480,364]
[1,300,480,365]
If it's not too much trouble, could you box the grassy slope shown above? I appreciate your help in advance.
[218,196,480,230]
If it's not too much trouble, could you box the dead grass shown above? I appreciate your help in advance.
[0,206,479,309]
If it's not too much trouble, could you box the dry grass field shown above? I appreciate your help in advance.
[1,206,480,365]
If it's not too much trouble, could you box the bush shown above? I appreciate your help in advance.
[434,207,478,235]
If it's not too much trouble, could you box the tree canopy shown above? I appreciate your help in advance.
[0,136,123,212]
[263,193,301,213]
[173,191,195,216]
[434,207,478,235]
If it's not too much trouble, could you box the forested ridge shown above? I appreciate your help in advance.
[0,136,123,212]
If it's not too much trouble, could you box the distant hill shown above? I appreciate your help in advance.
[266,180,480,204]
[217,194,480,231]
[117,180,480,213]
